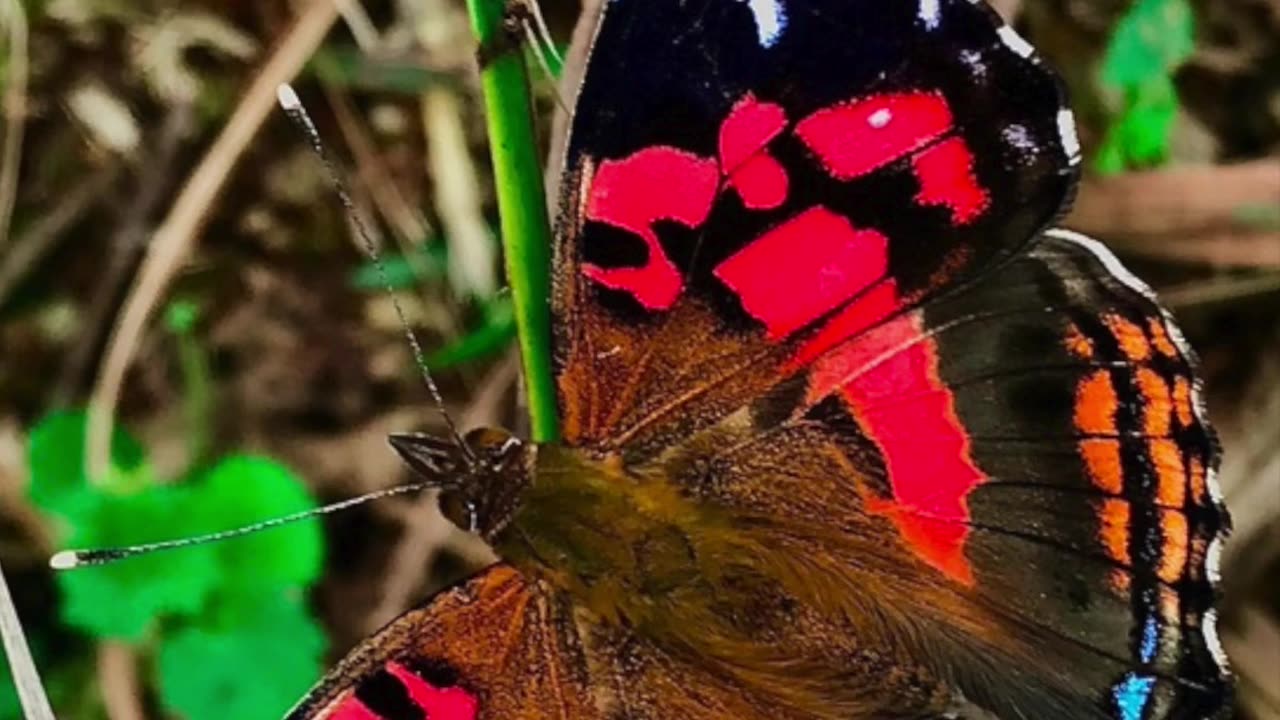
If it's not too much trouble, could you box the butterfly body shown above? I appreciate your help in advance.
[290,0,1232,717]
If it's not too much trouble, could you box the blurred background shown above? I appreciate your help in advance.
[0,0,1274,717]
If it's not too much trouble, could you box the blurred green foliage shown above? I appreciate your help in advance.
[350,244,517,370]
[425,295,516,369]
[1095,0,1196,173]
[348,242,448,292]
[21,410,326,719]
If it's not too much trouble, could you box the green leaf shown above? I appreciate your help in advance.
[0,665,19,720]
[348,242,447,292]
[1096,0,1195,172]
[0,644,89,720]
[164,299,200,335]
[58,486,221,641]
[1102,0,1195,88]
[311,45,459,95]
[27,410,149,516]
[157,590,325,720]
[1096,77,1181,171]
[425,296,516,369]
[188,456,323,592]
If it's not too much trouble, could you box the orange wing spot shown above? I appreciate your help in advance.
[1150,438,1187,508]
[1100,498,1131,566]
[1105,314,1151,362]
[1064,322,1095,359]
[1136,368,1173,436]
[1158,509,1189,583]
[1108,570,1132,594]
[1173,376,1195,428]
[1188,455,1208,507]
[1075,371,1118,435]
[1080,438,1124,494]
[1148,317,1179,358]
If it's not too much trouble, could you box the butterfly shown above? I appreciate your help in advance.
[287,0,1232,718]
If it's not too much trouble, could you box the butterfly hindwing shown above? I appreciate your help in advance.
[285,565,592,720]
[287,565,826,720]
[652,230,1229,718]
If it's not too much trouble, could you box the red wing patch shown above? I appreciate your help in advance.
[720,95,790,209]
[806,311,985,584]
[714,207,889,340]
[581,90,992,312]
[793,92,954,180]
[330,701,380,720]
[583,147,720,309]
[329,662,478,720]
[912,137,989,224]
[387,663,478,720]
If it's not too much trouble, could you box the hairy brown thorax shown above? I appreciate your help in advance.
[495,444,959,716]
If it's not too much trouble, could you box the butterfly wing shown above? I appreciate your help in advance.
[654,229,1230,718]
[286,564,815,720]
[549,0,1230,717]
[553,0,1077,458]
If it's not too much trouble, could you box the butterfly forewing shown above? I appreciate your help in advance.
[553,0,1078,458]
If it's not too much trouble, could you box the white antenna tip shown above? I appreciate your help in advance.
[276,83,301,111]
[49,551,80,570]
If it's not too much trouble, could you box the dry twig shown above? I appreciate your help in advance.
[0,0,28,249]
[85,0,340,483]
[417,0,497,300]
[1066,160,1280,268]
[98,642,145,720]
[0,557,55,720]
[52,103,194,406]
[325,88,432,247]
[0,164,121,308]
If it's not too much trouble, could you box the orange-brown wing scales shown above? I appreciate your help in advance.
[287,565,594,720]
[287,565,832,720]
[555,295,788,461]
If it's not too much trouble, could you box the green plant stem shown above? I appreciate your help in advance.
[466,0,559,442]
[177,332,212,466]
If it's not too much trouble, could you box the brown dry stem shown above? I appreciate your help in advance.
[84,0,340,483]
[1066,160,1280,268]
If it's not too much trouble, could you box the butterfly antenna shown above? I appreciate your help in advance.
[522,0,563,68]
[275,84,477,466]
[49,482,437,570]
[508,1,569,114]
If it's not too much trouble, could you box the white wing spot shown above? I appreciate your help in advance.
[1002,124,1035,154]
[918,0,941,29]
[1203,608,1230,669]
[959,49,988,77]
[869,109,893,129]
[737,0,787,48]
[997,25,1035,58]
[1057,108,1082,165]
[1206,535,1223,583]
